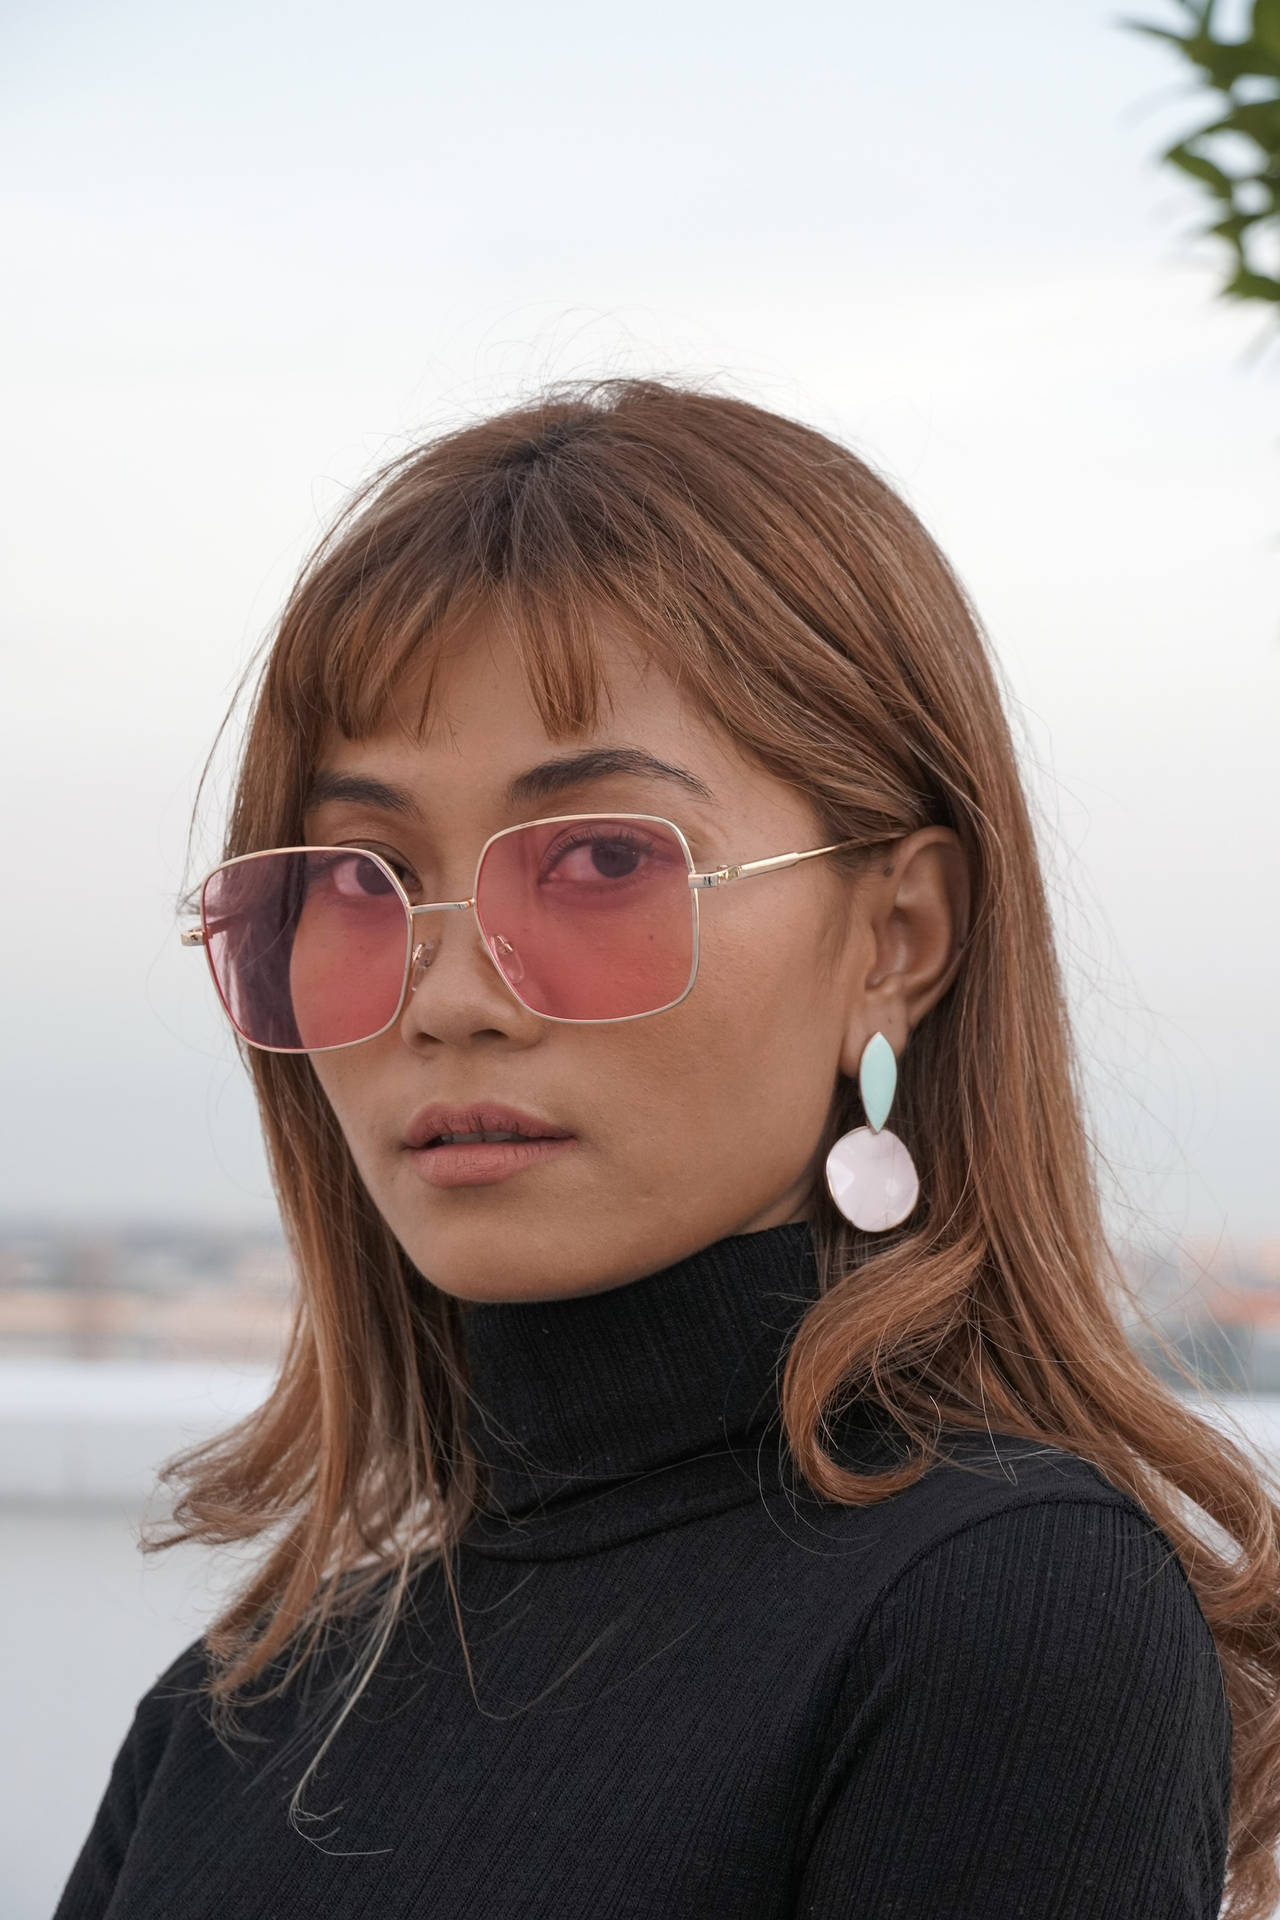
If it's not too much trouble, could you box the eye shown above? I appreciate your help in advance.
[540,825,674,886]
[318,847,416,896]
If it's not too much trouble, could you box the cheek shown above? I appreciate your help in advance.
[289,946,356,1053]
[306,1051,387,1186]
[287,899,408,1051]
[603,917,842,1169]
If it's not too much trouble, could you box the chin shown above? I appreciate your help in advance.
[382,1211,580,1306]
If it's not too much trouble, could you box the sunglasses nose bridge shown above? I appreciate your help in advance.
[406,897,479,995]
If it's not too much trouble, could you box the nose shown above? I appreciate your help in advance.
[409,937,440,993]
[398,904,540,1047]
[409,925,526,997]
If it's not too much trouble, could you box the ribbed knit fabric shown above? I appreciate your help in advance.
[54,1221,1232,1918]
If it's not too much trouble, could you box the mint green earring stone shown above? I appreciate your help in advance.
[858,1031,897,1133]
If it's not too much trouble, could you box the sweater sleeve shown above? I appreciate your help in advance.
[796,1497,1232,1919]
[53,1637,207,1920]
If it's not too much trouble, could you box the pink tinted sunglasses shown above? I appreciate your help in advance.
[181,811,871,1052]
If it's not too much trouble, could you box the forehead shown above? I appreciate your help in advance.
[310,619,755,809]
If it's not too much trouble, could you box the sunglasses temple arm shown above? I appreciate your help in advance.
[182,895,474,947]
[180,911,256,944]
[690,839,860,890]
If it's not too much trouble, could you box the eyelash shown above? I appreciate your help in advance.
[337,822,684,894]
[346,843,419,889]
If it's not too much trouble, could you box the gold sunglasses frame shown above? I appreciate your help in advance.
[180,811,873,1053]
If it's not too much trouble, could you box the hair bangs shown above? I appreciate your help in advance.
[258,416,727,772]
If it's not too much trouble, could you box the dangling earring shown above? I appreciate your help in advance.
[824,1031,920,1232]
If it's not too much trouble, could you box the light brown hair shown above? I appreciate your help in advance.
[157,378,1280,1917]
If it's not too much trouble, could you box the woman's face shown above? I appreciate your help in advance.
[303,620,964,1303]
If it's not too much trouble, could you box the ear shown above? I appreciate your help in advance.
[836,827,971,1080]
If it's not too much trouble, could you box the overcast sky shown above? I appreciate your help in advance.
[2,0,1275,1256]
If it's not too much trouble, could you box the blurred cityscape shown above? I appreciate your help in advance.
[0,1220,293,1366]
[1118,1238,1280,1396]
[1,1219,1279,1392]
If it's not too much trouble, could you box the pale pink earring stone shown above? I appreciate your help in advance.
[824,1125,920,1232]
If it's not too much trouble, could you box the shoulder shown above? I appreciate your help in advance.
[789,1422,1228,1723]
[137,1634,210,1718]
[119,1635,212,1784]
[831,1425,1228,1760]
[52,1637,212,1914]
[802,1416,1184,1589]
[793,1433,1233,1912]
[856,1460,1222,1693]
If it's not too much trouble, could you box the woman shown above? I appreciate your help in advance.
[55,379,1278,1919]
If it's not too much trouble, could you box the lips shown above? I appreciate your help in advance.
[403,1102,576,1152]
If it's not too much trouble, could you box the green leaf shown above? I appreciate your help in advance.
[1222,262,1280,298]
[1118,19,1191,47]
[1120,16,1212,68]
[1209,208,1267,238]
[1185,105,1280,161]
[1217,97,1280,139]
[1165,142,1239,195]
[1126,0,1280,325]
[1255,0,1280,67]
[1184,27,1280,84]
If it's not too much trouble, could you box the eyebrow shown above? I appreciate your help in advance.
[302,747,717,818]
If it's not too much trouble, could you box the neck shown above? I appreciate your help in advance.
[458,1222,825,1544]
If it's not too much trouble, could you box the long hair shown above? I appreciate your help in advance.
[152,378,1280,1918]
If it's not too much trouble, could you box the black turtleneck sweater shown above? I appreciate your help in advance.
[54,1223,1231,1918]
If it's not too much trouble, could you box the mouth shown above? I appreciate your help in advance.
[425,1127,548,1147]
[403,1102,578,1190]
[404,1101,575,1150]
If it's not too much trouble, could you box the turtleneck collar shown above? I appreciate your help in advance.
[458,1221,832,1558]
